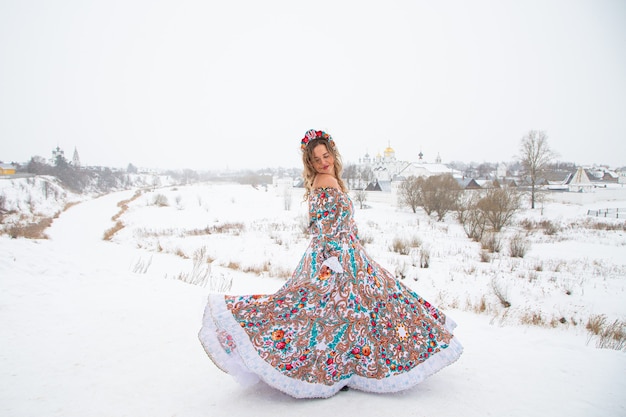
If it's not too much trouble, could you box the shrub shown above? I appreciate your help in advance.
[175,194,183,209]
[420,248,430,268]
[391,237,411,255]
[174,246,218,288]
[519,218,535,231]
[481,232,502,253]
[0,193,6,218]
[283,188,292,211]
[358,232,373,245]
[458,192,486,241]
[394,261,408,279]
[462,208,487,241]
[509,233,529,258]
[409,236,422,248]
[491,278,511,308]
[354,189,367,209]
[152,193,169,207]
[208,272,233,293]
[540,219,560,235]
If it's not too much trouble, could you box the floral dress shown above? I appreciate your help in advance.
[198,187,462,398]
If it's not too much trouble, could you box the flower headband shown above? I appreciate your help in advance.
[300,129,334,151]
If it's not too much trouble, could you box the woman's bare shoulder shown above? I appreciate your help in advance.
[312,174,339,189]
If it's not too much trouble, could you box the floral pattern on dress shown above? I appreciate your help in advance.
[199,187,461,397]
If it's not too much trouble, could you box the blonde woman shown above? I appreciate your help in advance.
[199,129,462,398]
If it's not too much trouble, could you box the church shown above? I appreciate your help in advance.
[357,143,458,192]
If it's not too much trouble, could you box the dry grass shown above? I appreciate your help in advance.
[390,237,411,255]
[8,217,54,239]
[171,246,221,288]
[186,222,245,236]
[390,235,422,256]
[174,248,188,259]
[2,194,79,240]
[540,220,560,235]
[519,311,546,326]
[103,221,124,241]
[226,261,241,270]
[63,201,81,212]
[243,261,272,275]
[473,295,488,314]
[242,262,292,279]
[519,218,561,235]
[103,191,143,240]
[586,314,626,351]
[575,218,626,231]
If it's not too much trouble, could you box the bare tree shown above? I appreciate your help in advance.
[342,164,358,189]
[422,174,462,221]
[476,187,521,232]
[354,189,367,209]
[359,165,374,188]
[518,130,556,209]
[0,193,6,222]
[397,176,424,213]
[457,191,486,241]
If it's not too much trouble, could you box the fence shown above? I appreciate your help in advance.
[587,208,626,219]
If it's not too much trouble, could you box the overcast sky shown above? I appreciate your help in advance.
[1,0,625,171]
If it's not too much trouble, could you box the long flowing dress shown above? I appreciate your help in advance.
[198,187,462,398]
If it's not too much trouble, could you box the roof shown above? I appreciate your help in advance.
[365,181,382,191]
[567,167,592,185]
[457,178,482,189]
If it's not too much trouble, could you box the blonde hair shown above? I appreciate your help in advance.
[302,139,348,198]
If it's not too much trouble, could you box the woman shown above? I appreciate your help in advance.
[198,129,462,398]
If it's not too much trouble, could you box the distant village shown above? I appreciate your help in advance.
[333,143,626,194]
[1,143,625,195]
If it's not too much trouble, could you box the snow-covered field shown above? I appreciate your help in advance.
[1,180,625,416]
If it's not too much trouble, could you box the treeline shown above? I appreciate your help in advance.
[23,157,145,193]
[397,174,521,243]
[18,154,294,194]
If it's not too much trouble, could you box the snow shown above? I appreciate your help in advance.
[1,181,626,416]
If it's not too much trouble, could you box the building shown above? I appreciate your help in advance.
[358,143,458,192]
[0,163,16,175]
[567,167,593,193]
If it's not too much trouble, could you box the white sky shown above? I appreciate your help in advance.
[1,0,625,170]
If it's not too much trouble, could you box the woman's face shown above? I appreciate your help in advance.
[311,143,335,176]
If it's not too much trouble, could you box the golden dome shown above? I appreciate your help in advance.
[384,144,395,158]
